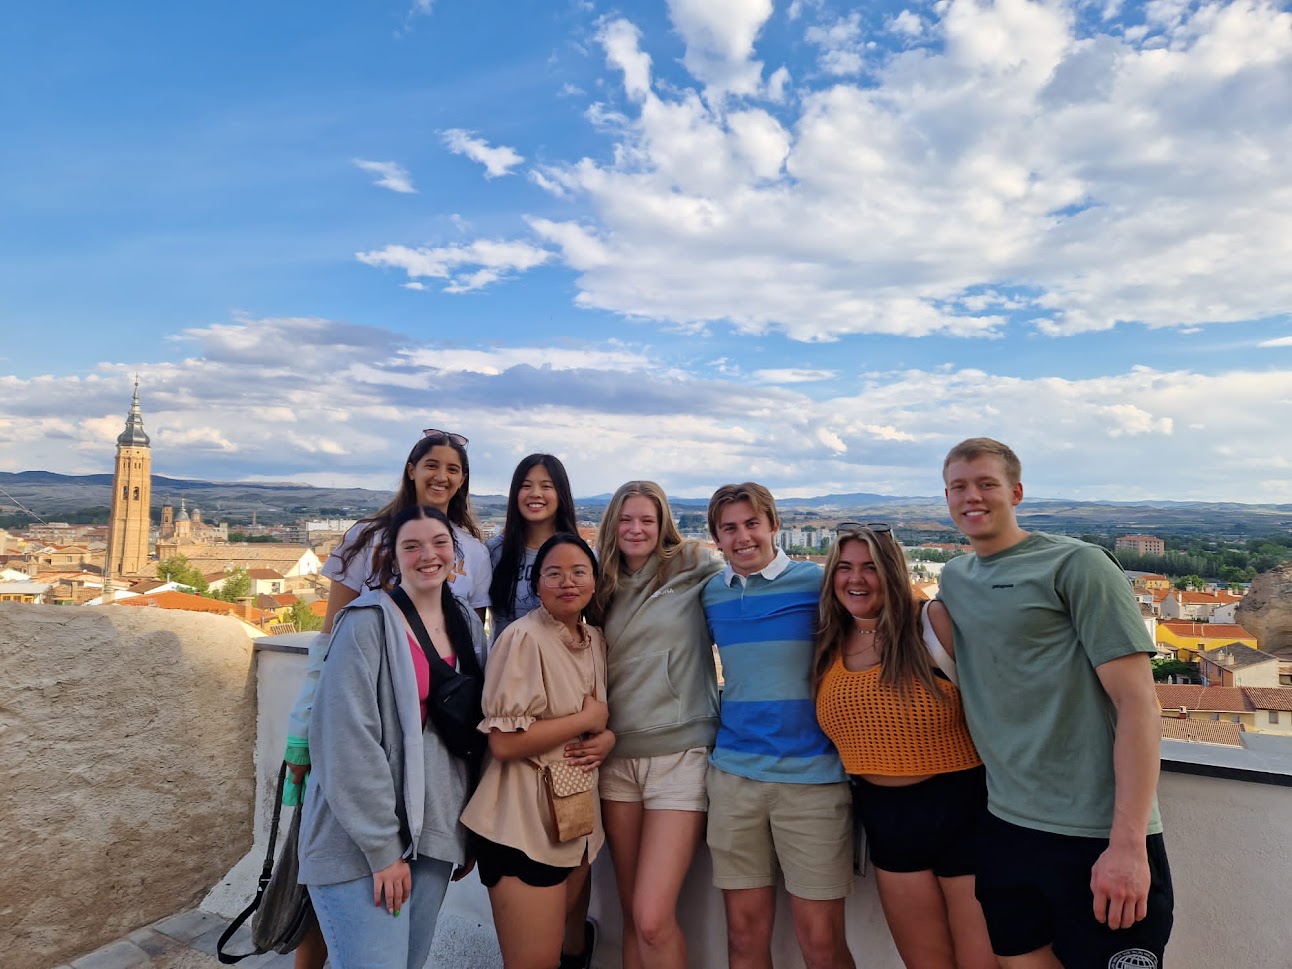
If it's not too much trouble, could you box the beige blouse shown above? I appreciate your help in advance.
[460,606,607,867]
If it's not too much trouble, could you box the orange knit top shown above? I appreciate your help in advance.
[815,653,982,776]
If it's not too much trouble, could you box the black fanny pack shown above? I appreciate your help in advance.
[390,586,486,769]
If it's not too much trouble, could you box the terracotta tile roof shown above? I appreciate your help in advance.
[117,590,275,622]
[1241,688,1292,711]
[1160,719,1244,746]
[272,593,299,606]
[1155,684,1251,713]
[1177,591,1223,604]
[247,568,286,579]
[1158,621,1255,640]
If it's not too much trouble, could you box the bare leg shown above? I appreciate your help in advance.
[998,948,1064,969]
[631,809,706,969]
[873,868,957,968]
[788,895,854,969]
[293,922,327,969]
[488,874,568,969]
[604,799,646,969]
[561,861,593,965]
[723,887,776,969]
[939,874,996,969]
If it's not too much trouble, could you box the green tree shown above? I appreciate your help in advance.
[1173,574,1206,591]
[1151,659,1197,683]
[289,600,325,632]
[157,555,208,594]
[213,566,252,602]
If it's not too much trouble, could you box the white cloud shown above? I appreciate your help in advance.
[441,129,525,178]
[805,12,866,76]
[766,65,792,102]
[352,159,416,194]
[1258,335,1292,347]
[598,18,654,100]
[889,10,923,37]
[5,318,1292,503]
[665,0,773,99]
[752,368,836,383]
[502,1,1292,343]
[356,239,551,292]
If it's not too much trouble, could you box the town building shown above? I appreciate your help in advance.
[1116,534,1165,555]
[104,380,152,582]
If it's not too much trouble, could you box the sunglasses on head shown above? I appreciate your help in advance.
[422,428,469,446]
[835,521,893,536]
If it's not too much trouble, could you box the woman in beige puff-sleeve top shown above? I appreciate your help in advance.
[460,533,613,969]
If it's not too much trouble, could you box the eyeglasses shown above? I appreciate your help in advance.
[540,567,595,589]
[835,522,893,536]
[422,428,469,446]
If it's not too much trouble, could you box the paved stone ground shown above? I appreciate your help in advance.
[53,908,504,969]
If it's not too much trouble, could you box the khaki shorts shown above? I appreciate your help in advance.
[599,747,710,812]
[705,765,853,900]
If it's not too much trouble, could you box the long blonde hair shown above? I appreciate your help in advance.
[595,480,699,613]
[811,528,943,699]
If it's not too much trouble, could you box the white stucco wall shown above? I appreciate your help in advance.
[1157,769,1292,968]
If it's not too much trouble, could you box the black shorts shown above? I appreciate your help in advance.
[974,812,1174,965]
[850,765,987,877]
[474,836,574,889]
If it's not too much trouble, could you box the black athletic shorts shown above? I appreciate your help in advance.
[475,836,574,889]
[850,765,987,877]
[974,811,1174,966]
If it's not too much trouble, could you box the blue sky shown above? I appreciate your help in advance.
[2,0,1291,503]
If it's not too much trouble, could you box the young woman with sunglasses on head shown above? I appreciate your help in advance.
[298,505,487,969]
[813,524,994,969]
[592,481,721,969]
[461,533,612,969]
[282,429,491,969]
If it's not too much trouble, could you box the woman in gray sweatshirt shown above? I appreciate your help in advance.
[297,505,486,969]
[592,481,722,969]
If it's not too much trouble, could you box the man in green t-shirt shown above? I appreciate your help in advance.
[938,437,1173,969]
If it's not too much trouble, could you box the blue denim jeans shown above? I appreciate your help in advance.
[310,856,453,969]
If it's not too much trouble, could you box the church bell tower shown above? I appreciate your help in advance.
[106,378,153,579]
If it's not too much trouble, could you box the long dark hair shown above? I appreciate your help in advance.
[532,532,602,626]
[811,528,943,699]
[378,504,474,658]
[337,432,482,584]
[489,454,577,612]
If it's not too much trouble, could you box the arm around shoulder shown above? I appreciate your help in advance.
[925,599,956,659]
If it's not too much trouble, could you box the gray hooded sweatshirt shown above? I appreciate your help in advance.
[298,588,486,886]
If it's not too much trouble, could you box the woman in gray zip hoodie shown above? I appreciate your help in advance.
[588,481,722,969]
[297,506,487,969]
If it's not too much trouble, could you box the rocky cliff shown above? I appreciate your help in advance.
[1236,564,1292,658]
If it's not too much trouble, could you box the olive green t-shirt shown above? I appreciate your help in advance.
[939,532,1162,839]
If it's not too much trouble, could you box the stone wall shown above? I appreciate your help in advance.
[1236,564,1292,657]
[0,604,256,969]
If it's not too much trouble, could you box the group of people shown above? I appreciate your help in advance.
[280,430,1174,969]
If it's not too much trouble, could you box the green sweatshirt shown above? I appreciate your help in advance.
[603,546,722,758]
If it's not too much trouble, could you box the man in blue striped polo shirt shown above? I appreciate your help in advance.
[703,482,854,969]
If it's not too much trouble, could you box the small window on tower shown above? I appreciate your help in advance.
[133,487,140,500]
[122,486,128,500]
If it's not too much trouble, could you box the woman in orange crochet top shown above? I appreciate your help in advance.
[813,524,994,969]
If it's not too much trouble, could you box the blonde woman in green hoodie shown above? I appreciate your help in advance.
[590,481,723,969]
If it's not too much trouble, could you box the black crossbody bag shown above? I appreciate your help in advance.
[389,586,487,774]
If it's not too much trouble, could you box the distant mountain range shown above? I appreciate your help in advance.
[2,471,1290,537]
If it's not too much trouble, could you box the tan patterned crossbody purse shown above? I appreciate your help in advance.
[530,632,602,843]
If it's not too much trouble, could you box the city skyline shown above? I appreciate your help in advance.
[3,1,1291,502]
